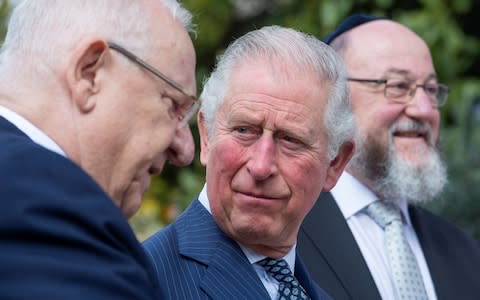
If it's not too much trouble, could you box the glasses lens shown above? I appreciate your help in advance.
[178,100,200,128]
[385,79,411,100]
[435,84,449,107]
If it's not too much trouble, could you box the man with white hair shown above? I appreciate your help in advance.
[144,25,355,300]
[298,14,480,300]
[0,1,198,299]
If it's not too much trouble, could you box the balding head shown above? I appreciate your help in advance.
[331,20,434,78]
[329,18,447,204]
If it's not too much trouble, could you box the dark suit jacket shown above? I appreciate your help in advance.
[143,199,332,300]
[297,192,480,300]
[0,117,158,300]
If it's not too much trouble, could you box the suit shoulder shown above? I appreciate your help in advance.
[143,222,177,256]
[411,206,480,252]
[0,129,156,299]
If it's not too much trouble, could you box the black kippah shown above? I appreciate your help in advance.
[324,14,387,44]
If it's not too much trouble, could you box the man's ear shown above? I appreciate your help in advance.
[66,39,108,113]
[197,112,210,166]
[322,141,355,191]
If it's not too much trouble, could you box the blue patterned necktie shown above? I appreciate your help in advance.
[366,201,429,300]
[258,257,310,300]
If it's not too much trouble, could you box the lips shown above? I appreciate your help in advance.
[148,165,161,175]
[238,191,274,200]
[233,188,289,202]
[390,119,432,146]
[393,130,426,139]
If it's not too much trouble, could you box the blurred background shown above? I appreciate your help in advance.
[2,0,479,240]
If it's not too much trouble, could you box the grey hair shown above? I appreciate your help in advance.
[200,25,354,160]
[0,0,193,79]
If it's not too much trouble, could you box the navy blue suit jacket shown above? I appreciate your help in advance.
[143,199,332,300]
[297,192,480,300]
[0,117,158,299]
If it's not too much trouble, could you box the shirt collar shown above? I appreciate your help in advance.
[332,171,412,226]
[240,243,296,273]
[0,105,66,157]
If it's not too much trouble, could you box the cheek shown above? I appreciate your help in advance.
[137,111,178,153]
[207,138,246,172]
[153,122,177,149]
[357,107,399,142]
[283,158,326,208]
[432,114,441,141]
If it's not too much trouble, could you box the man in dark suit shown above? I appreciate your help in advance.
[143,25,355,299]
[297,15,480,300]
[0,1,198,299]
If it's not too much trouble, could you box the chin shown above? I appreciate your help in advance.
[398,148,434,166]
[121,192,144,219]
[231,217,279,241]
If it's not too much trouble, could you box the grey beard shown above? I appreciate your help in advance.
[349,121,448,204]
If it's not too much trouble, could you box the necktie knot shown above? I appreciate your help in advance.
[258,257,310,300]
[258,258,295,284]
[366,200,402,229]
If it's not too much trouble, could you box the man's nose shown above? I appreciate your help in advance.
[246,134,277,181]
[167,125,195,167]
[405,86,438,119]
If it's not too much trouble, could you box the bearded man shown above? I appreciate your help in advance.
[297,14,480,300]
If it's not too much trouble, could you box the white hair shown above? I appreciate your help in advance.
[200,25,354,160]
[349,118,448,204]
[0,0,193,80]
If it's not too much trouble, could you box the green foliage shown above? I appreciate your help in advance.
[0,0,9,39]
[133,0,480,240]
[134,0,479,240]
[2,0,478,239]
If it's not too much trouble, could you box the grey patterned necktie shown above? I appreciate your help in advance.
[366,201,429,300]
[258,257,310,300]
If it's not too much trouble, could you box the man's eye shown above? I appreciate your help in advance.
[277,132,302,146]
[235,127,250,134]
[282,135,296,143]
[424,84,438,95]
[389,82,410,90]
[386,81,410,97]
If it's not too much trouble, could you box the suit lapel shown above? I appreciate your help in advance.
[294,255,326,300]
[176,200,269,300]
[0,116,29,137]
[409,206,448,299]
[299,192,381,299]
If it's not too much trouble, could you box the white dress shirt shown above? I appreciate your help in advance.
[198,184,296,300]
[331,172,437,300]
[0,105,66,156]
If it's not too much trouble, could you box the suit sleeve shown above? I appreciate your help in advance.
[0,141,156,300]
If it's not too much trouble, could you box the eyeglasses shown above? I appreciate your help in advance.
[107,42,200,128]
[347,77,449,107]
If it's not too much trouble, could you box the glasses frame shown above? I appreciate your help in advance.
[107,41,200,128]
[347,77,449,107]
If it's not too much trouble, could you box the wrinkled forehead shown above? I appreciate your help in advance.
[226,56,327,101]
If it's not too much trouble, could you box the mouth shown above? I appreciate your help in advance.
[390,119,432,146]
[148,165,161,176]
[393,130,427,140]
[234,188,288,202]
[238,191,273,200]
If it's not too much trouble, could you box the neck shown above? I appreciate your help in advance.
[243,242,294,259]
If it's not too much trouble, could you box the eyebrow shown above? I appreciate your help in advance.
[383,68,437,81]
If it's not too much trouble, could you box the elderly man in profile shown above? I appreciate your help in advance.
[298,14,480,300]
[144,25,355,299]
[0,0,199,299]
